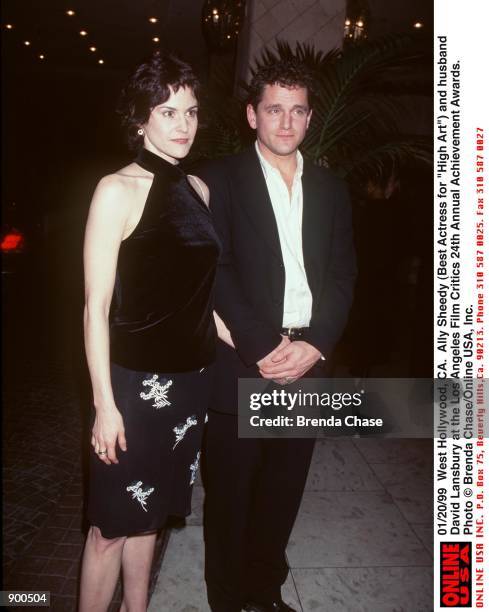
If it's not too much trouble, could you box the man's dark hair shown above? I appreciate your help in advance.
[117,51,200,150]
[247,59,316,110]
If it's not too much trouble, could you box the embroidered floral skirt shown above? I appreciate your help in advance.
[87,362,212,538]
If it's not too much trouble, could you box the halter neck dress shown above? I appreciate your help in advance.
[87,148,220,538]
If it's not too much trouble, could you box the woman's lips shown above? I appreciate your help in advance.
[172,138,189,144]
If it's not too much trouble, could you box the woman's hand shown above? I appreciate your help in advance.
[91,407,127,465]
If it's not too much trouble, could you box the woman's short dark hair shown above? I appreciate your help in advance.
[247,59,316,110]
[117,51,200,150]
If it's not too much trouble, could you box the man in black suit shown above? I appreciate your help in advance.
[197,60,356,612]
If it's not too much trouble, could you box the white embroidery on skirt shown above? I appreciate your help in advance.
[172,415,198,449]
[126,481,155,512]
[140,374,173,408]
[189,451,201,485]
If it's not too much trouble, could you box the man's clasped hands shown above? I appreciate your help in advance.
[257,336,321,385]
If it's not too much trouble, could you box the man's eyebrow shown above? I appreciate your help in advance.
[263,103,309,110]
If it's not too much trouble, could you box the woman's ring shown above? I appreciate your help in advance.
[97,449,108,455]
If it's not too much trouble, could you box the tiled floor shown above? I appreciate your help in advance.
[150,438,433,611]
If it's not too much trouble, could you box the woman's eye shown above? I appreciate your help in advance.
[162,110,175,118]
[187,109,198,118]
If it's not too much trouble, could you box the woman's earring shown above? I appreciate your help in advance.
[137,128,144,136]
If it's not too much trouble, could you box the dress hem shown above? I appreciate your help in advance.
[88,509,190,540]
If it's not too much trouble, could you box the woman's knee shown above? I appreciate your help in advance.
[87,526,126,553]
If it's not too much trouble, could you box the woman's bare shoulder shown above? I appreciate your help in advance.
[117,161,153,181]
[99,163,150,190]
[93,164,151,203]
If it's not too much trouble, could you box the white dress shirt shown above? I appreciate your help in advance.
[255,142,313,328]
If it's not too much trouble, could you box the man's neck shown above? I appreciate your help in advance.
[256,140,298,177]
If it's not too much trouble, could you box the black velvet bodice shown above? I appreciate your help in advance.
[109,148,220,372]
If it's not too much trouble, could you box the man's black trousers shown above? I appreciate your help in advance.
[202,409,315,612]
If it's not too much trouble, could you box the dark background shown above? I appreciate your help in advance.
[2,0,209,229]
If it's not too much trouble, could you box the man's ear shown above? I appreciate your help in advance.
[246,103,257,129]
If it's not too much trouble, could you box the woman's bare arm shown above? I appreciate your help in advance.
[83,174,131,465]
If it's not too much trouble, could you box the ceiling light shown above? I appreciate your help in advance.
[98,59,104,64]
[149,17,158,23]
[152,36,160,42]
[24,40,31,46]
[5,24,14,29]
[414,21,423,28]
[39,54,45,59]
[66,10,75,16]
[345,19,350,25]
[89,46,96,52]
[80,30,88,36]
[356,20,364,27]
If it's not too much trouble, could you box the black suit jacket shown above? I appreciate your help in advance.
[196,147,356,412]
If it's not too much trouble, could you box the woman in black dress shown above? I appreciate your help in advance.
[79,53,220,611]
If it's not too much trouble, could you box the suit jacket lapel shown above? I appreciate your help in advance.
[235,148,283,260]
